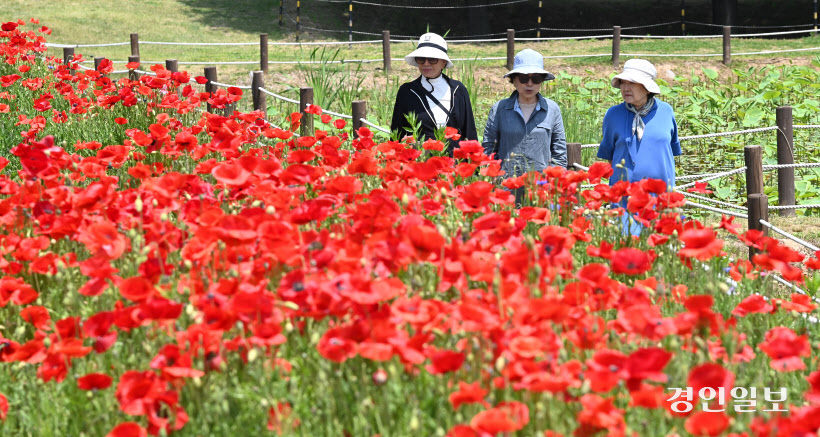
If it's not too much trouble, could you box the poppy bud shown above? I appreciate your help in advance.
[248,348,259,363]
[372,369,388,386]
[409,416,419,431]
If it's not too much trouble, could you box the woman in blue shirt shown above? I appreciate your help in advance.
[597,59,681,235]
[483,49,567,205]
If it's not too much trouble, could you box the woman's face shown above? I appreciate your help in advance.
[417,58,446,79]
[513,74,544,101]
[619,80,650,107]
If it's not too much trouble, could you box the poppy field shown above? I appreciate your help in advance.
[3,19,820,437]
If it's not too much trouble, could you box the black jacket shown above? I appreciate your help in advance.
[390,74,478,156]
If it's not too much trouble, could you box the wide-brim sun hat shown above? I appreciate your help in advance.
[405,33,453,69]
[611,58,661,94]
[503,49,555,81]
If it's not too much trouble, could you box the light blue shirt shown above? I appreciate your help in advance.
[597,100,681,189]
[482,91,568,179]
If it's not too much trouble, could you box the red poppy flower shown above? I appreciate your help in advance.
[211,162,251,186]
[426,349,466,374]
[731,294,773,317]
[267,401,299,433]
[648,233,669,247]
[679,228,724,261]
[0,392,7,421]
[687,182,714,194]
[106,422,147,437]
[688,363,735,397]
[317,328,357,363]
[778,293,817,313]
[334,119,346,129]
[78,373,114,390]
[759,326,810,371]
[576,394,624,431]
[610,248,652,275]
[119,276,155,302]
[470,401,528,434]
[449,381,490,410]
[685,411,730,436]
[444,126,461,141]
[20,305,50,330]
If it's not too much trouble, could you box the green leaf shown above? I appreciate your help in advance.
[702,67,718,81]
[742,106,765,127]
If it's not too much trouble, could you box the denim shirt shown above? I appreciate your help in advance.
[482,91,567,179]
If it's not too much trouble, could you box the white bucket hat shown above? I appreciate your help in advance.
[405,33,453,68]
[503,49,555,81]
[611,59,661,94]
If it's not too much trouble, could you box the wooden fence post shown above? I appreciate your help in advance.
[279,0,284,26]
[128,55,140,81]
[204,66,217,113]
[94,57,104,71]
[63,47,75,74]
[165,60,179,96]
[130,33,139,56]
[352,100,366,138]
[382,31,391,74]
[747,193,769,260]
[506,29,515,70]
[722,26,731,65]
[260,34,269,73]
[744,144,763,197]
[567,143,582,170]
[300,87,314,137]
[776,106,795,217]
[612,26,621,68]
[252,71,266,115]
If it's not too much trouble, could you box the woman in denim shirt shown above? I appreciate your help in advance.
[482,49,567,190]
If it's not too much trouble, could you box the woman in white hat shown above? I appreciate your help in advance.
[482,49,567,201]
[390,32,477,156]
[597,59,681,234]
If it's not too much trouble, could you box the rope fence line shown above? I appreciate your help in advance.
[763,163,820,170]
[306,104,352,120]
[677,190,747,211]
[259,88,300,104]
[359,118,391,134]
[683,200,749,219]
[209,81,251,90]
[760,220,820,252]
[769,274,819,306]
[573,163,590,171]
[676,167,747,190]
[768,203,820,211]
[677,171,737,181]
[317,0,529,8]
[679,126,778,141]
[684,20,816,30]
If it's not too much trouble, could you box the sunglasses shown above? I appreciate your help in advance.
[415,57,441,65]
[516,74,547,85]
